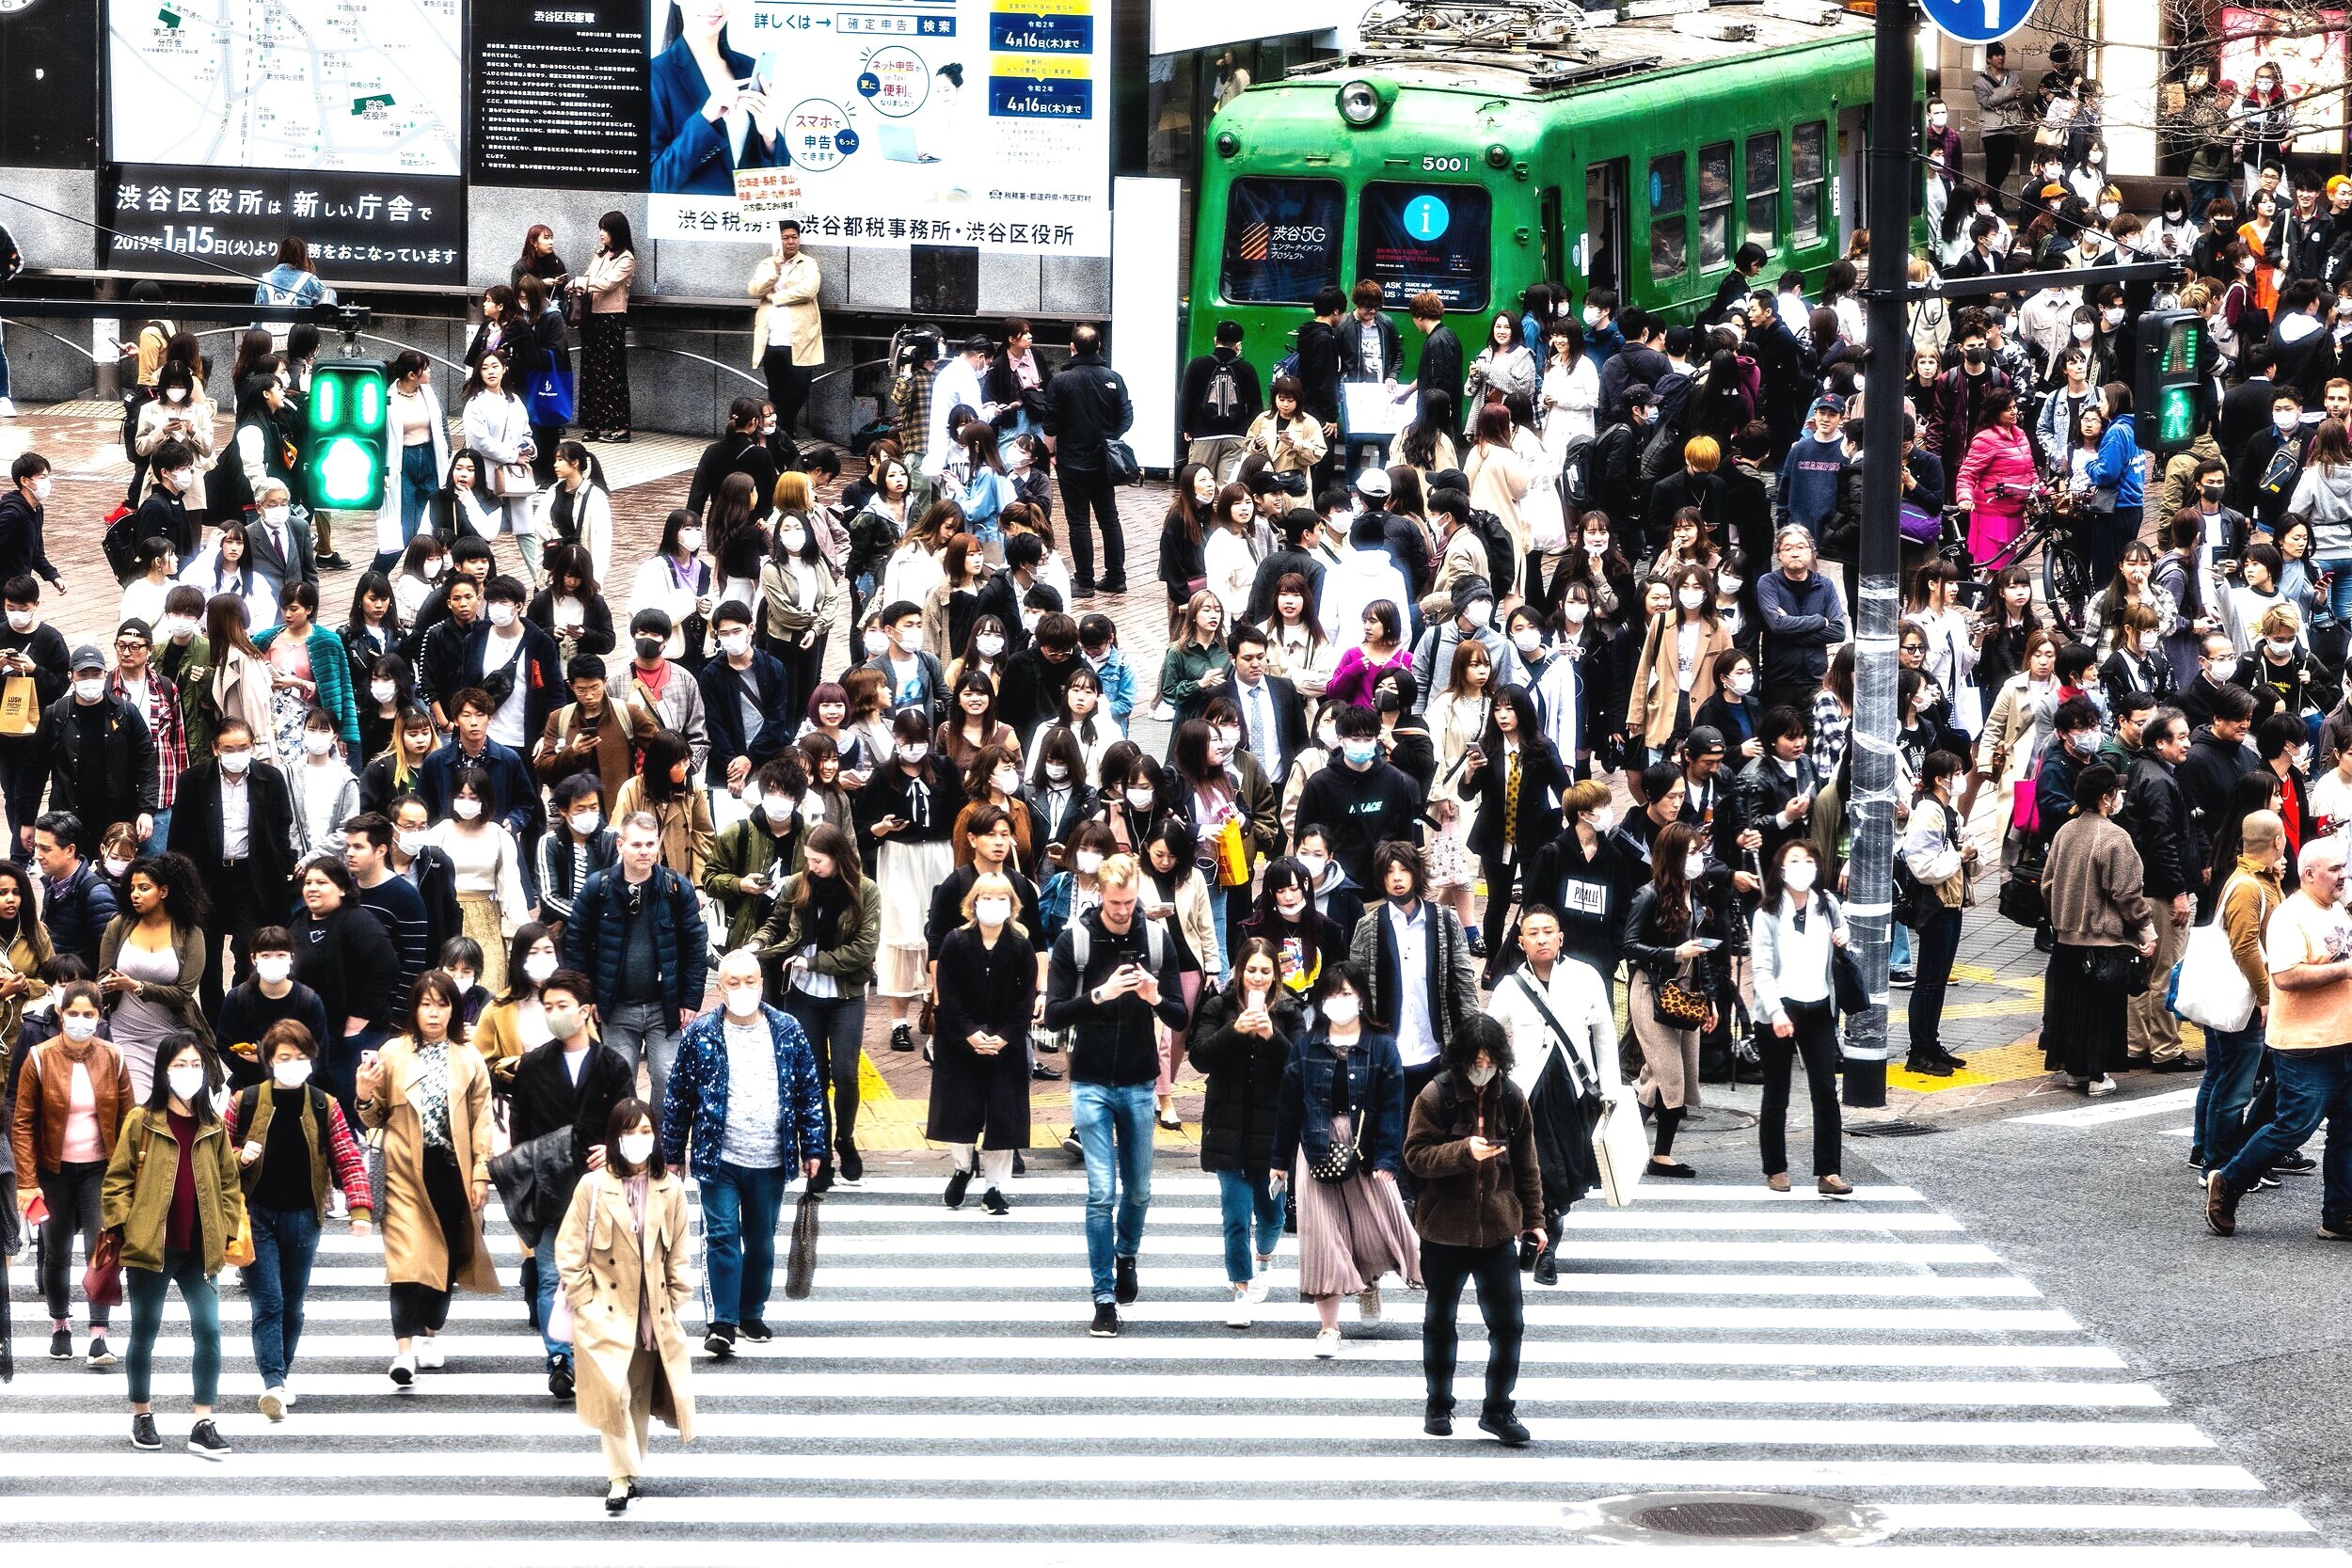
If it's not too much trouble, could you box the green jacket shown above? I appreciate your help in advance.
[755,873,882,992]
[702,816,808,952]
[156,632,215,760]
[1158,640,1232,731]
[101,1105,241,1275]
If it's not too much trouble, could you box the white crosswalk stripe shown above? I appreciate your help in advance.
[5,1169,2343,1557]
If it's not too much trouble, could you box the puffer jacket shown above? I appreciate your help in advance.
[561,863,709,1016]
[1187,980,1305,1176]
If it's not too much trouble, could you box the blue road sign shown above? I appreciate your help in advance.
[1919,0,2039,45]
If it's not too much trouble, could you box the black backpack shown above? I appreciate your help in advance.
[1556,434,1596,515]
[1468,506,1518,598]
[103,509,148,585]
[1201,356,1244,422]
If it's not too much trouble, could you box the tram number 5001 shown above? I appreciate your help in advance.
[1421,155,1471,173]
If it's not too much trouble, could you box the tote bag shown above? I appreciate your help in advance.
[1589,1089,1647,1209]
[2171,875,2262,1034]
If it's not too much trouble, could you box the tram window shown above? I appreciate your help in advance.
[1221,177,1346,305]
[1697,142,1732,269]
[1355,182,1492,311]
[1744,133,1780,245]
[1648,152,1687,282]
[1793,122,1828,245]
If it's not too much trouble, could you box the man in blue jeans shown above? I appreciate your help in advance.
[2196,813,2285,1175]
[1043,855,1188,1337]
[660,949,826,1354]
[2207,835,2352,1239]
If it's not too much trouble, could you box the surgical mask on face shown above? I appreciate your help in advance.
[1322,994,1361,1027]
[897,627,925,653]
[1463,599,1493,627]
[169,467,196,490]
[371,679,398,704]
[898,741,930,764]
[1564,601,1591,625]
[1124,785,1154,811]
[2202,483,2227,501]
[2268,636,2298,657]
[2277,411,2300,433]
[60,1014,99,1042]
[395,829,426,856]
[1513,627,1543,654]
[4,610,30,632]
[103,855,131,878]
[1342,740,1378,768]
[717,631,750,657]
[167,1066,207,1102]
[677,528,705,554]
[1727,671,1755,696]
[1466,1062,1497,1086]
[1677,588,1707,611]
[635,635,665,660]
[1075,849,1104,875]
[1783,860,1818,894]
[617,1132,657,1164]
[520,950,559,984]
[1683,852,1707,880]
[422,558,447,580]
[1581,307,1601,327]
[2073,323,2095,341]
[2100,202,2120,221]
[160,614,195,641]
[761,797,798,827]
[219,748,252,774]
[2103,307,2125,327]
[1588,805,1615,834]
[30,476,51,501]
[861,629,885,657]
[272,1058,312,1089]
[974,633,1005,658]
[1043,761,1070,784]
[1276,891,1306,918]
[780,526,807,552]
[2138,630,2159,653]
[975,896,1012,926]
[1584,539,1607,557]
[991,767,1022,796]
[73,676,104,703]
[303,730,334,756]
[486,603,517,629]
[2244,256,2260,274]
[248,954,291,986]
[723,984,763,1018]
[453,798,483,820]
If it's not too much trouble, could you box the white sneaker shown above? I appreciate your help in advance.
[1312,1326,1342,1358]
[1226,1285,1252,1329]
[416,1337,445,1370]
[388,1354,417,1387]
[1151,699,1176,722]
[0,398,17,419]
[1356,1286,1382,1324]
[326,1188,347,1220]
[2086,1077,2119,1098]
[279,1376,296,1408]
[258,1386,286,1422]
[1247,1262,1271,1305]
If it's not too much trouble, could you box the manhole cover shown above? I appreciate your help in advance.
[1849,1117,1944,1138]
[1563,1491,1895,1546]
[1629,1499,1827,1538]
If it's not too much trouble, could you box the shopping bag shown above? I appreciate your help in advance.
[1211,816,1251,888]
[525,369,576,427]
[223,1198,255,1269]
[1589,1090,1647,1209]
[2173,876,2261,1033]
[784,1191,822,1299]
[0,676,38,737]
[548,1288,575,1343]
[83,1227,124,1310]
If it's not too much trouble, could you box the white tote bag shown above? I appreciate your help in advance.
[2171,875,2261,1035]
[1590,1088,1648,1209]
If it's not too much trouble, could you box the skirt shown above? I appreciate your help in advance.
[1628,969,1704,1112]
[2040,942,2131,1080]
[580,312,632,433]
[877,838,956,998]
[457,892,508,993]
[1294,1127,1422,1300]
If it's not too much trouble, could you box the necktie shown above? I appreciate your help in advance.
[1252,684,1275,772]
[1503,750,1521,847]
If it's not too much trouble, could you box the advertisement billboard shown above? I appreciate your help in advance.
[645,0,1112,255]
[470,0,650,186]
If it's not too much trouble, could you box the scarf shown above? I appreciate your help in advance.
[805,869,853,949]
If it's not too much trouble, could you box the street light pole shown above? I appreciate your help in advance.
[1845,0,1917,1109]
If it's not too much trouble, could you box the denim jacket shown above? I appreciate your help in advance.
[658,1002,828,1180]
[1273,1029,1406,1178]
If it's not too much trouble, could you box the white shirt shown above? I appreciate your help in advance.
[561,1038,590,1084]
[2312,766,2352,830]
[1768,893,1835,1006]
[1386,899,1438,1069]
[481,625,530,746]
[1234,673,1284,783]
[719,1014,783,1167]
[219,771,251,860]
[1490,957,1615,1097]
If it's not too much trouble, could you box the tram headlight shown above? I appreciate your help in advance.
[1338,80,1384,126]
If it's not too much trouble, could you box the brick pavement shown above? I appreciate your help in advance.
[0,401,2127,1158]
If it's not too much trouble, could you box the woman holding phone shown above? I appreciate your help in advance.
[1189,938,1304,1326]
[857,706,956,1056]
[1620,820,1723,1178]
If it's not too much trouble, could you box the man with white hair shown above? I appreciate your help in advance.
[1756,525,1849,717]
[2207,832,2352,1240]
[243,477,317,604]
[659,946,826,1355]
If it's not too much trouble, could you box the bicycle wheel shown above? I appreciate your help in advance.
[2043,535,2092,630]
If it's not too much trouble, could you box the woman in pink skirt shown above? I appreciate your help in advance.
[1272,962,1422,1358]
[1953,388,2038,566]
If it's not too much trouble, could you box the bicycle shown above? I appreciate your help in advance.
[1945,481,2093,634]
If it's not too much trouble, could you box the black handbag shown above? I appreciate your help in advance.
[1308,1112,1364,1184]
[1833,944,1869,1014]
[1104,438,1141,485]
[1998,863,2047,929]
[2084,945,2153,997]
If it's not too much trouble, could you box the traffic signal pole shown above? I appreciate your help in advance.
[1845,0,1917,1108]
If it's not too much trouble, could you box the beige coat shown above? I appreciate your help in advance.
[1464,442,1531,551]
[135,395,218,510]
[555,1167,697,1446]
[1626,612,1733,750]
[749,249,824,367]
[578,250,636,314]
[360,1036,498,1294]
[211,645,281,767]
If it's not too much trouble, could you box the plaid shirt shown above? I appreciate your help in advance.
[115,668,187,811]
[892,372,934,461]
[1809,688,1851,788]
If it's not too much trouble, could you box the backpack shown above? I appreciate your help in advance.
[1556,434,1597,515]
[1202,356,1244,421]
[0,222,20,286]
[1068,913,1169,977]
[103,507,147,585]
[1272,351,1300,384]
[1468,506,1518,598]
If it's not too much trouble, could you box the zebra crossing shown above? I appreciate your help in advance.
[3,1168,2344,1560]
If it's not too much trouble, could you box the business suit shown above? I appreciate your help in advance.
[243,508,318,604]
[1229,672,1309,787]
[168,758,298,1019]
[648,35,764,196]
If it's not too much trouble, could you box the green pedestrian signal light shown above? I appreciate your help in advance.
[308,358,389,513]
[2133,310,2207,464]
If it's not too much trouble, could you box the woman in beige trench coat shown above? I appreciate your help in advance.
[556,1096,696,1514]
[358,970,497,1387]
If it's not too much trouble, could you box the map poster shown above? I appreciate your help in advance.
[0,0,102,168]
[470,0,650,186]
[103,164,465,286]
[645,0,1111,256]
[105,0,463,177]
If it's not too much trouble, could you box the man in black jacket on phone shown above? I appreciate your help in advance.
[1041,324,1136,599]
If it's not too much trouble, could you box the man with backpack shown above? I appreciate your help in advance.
[1590,386,1655,535]
[1179,319,1263,483]
[1410,578,1525,714]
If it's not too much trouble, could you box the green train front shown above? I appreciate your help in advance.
[1185,14,1882,388]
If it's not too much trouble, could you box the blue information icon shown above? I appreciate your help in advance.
[834,127,860,157]
[1919,0,2039,45]
[1404,194,1451,242]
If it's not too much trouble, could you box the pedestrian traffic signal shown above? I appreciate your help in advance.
[308,357,389,513]
[2133,309,2206,462]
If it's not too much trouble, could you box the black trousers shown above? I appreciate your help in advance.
[1397,1059,1444,1202]
[1057,466,1124,588]
[1981,132,2019,196]
[1479,853,1518,958]
[762,345,812,437]
[1758,997,1841,1179]
[200,874,267,1022]
[391,1143,472,1338]
[1909,905,1964,1058]
[1420,1236,1524,1418]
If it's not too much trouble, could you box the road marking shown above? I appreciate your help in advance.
[2012,1089,2203,1126]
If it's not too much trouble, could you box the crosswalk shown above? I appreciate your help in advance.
[4,1169,2344,1560]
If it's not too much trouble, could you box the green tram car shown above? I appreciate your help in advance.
[1184,3,1906,389]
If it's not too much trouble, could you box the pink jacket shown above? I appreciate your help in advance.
[1956,424,2037,515]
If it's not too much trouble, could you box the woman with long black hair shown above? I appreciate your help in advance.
[1620,819,1723,1177]
[860,706,957,1055]
[1237,854,1348,999]
[1461,686,1571,974]
[515,272,572,488]
[1749,837,1855,1196]
[569,211,637,442]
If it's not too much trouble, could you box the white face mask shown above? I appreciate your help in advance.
[898,741,930,764]
[569,809,601,835]
[1462,599,1493,627]
[1512,628,1544,654]
[395,829,426,856]
[2139,630,2159,653]
[1677,588,1708,611]
[1322,994,1360,1027]
[262,504,290,528]
[160,615,195,641]
[1727,671,1755,696]
[1564,601,1592,625]
[487,603,518,628]
[992,767,1022,796]
[780,526,807,552]
[218,748,252,775]
[1296,852,1328,882]
[718,631,751,657]
[272,1058,312,1089]
[168,468,196,490]
[370,679,398,704]
[1581,307,1601,327]
[2073,324,2095,341]
[523,951,559,983]
[1588,805,1615,834]
[975,896,1012,926]
[1075,849,1104,875]
[975,633,1005,658]
[422,558,447,579]
[617,1132,657,1165]
[2268,636,2298,657]
[453,798,483,820]
[102,855,131,879]
[31,476,52,501]
[60,1014,100,1042]
[897,627,925,653]
[167,1066,208,1102]
[762,798,799,826]
[1466,1062,1498,1086]
[73,676,105,703]
[861,630,886,657]
[303,730,334,756]
[677,528,705,553]
[1126,786,1155,810]
[1043,761,1070,784]
[1683,852,1708,879]
[722,985,763,1018]
[249,954,293,988]
[1783,860,1818,894]
[5,610,31,632]
[2277,411,2300,433]
[1276,891,1307,917]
